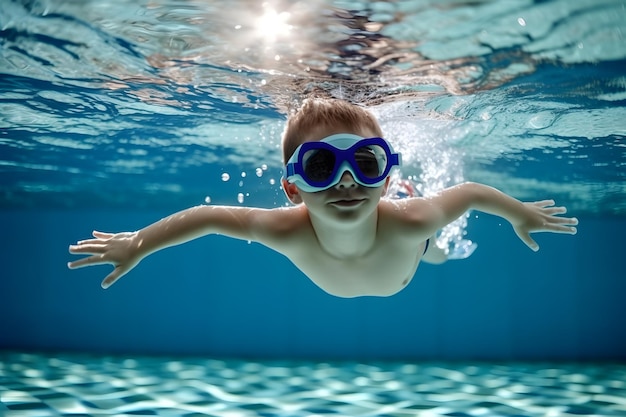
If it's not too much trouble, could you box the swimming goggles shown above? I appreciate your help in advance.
[284,134,402,192]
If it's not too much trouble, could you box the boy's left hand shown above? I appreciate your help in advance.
[513,200,578,251]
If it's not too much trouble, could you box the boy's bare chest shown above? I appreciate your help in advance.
[290,240,424,298]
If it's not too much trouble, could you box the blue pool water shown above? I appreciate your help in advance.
[1,0,626,415]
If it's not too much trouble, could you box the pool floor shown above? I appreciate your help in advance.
[1,352,624,416]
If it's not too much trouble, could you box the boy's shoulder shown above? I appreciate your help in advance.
[245,205,315,254]
[263,205,309,228]
[378,197,434,232]
[379,197,428,218]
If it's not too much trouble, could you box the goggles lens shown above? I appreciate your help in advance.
[302,145,384,182]
[285,134,401,192]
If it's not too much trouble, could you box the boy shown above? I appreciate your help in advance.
[68,99,578,298]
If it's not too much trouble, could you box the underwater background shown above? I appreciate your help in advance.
[1,0,625,363]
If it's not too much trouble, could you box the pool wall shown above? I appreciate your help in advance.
[1,209,624,361]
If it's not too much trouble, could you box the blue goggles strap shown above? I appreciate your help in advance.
[284,134,402,192]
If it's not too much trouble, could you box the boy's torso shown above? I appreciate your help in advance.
[275,201,428,298]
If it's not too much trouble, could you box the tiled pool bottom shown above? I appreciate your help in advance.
[1,352,624,417]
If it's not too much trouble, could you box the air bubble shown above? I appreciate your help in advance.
[256,168,263,177]
[221,173,230,181]
[237,193,244,203]
[204,196,211,204]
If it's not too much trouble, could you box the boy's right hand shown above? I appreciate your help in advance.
[68,230,142,289]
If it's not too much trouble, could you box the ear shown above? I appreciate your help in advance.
[381,176,391,196]
[282,179,303,204]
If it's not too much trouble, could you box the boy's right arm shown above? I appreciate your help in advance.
[68,205,297,289]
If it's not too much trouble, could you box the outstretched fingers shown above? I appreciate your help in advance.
[533,199,556,208]
[67,254,109,269]
[69,243,107,254]
[543,206,568,215]
[75,238,104,246]
[534,200,578,234]
[67,230,136,289]
[101,266,126,289]
[516,230,539,252]
[513,200,580,251]
[92,230,114,239]
[544,211,578,233]
[531,200,567,214]
[74,231,114,246]
[544,220,578,234]
[545,224,576,234]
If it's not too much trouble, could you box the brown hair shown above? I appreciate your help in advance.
[281,98,383,164]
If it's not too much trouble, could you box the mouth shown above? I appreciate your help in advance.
[329,198,366,207]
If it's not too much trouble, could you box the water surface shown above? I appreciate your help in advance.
[1,0,625,214]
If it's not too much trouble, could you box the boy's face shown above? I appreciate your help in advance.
[282,125,389,225]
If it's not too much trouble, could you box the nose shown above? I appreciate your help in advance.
[335,170,357,189]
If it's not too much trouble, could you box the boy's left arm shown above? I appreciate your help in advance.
[414,182,578,251]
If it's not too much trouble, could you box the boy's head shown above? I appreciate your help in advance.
[281,99,401,212]
[281,98,384,164]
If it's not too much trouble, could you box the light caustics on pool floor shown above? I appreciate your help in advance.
[1,352,625,417]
